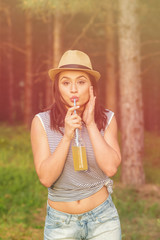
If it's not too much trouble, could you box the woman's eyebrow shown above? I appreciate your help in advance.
[60,76,70,81]
[76,75,88,80]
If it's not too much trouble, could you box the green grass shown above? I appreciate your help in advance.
[113,185,160,240]
[113,131,160,185]
[0,123,160,239]
[143,131,160,184]
[0,124,47,239]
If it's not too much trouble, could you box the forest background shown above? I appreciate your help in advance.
[0,0,160,239]
[1,0,160,132]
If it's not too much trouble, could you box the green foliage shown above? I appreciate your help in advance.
[113,131,160,184]
[143,131,160,184]
[0,124,47,228]
[0,124,160,239]
[18,0,107,16]
[0,125,160,240]
[113,186,160,240]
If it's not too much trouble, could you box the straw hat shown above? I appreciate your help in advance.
[48,50,101,82]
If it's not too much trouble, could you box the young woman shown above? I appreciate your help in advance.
[31,50,122,239]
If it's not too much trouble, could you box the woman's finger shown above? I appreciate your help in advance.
[66,106,80,117]
[65,115,81,125]
[87,87,96,110]
[71,118,82,124]
[73,123,82,130]
[86,86,95,109]
[65,114,81,126]
[70,114,81,121]
[89,86,94,100]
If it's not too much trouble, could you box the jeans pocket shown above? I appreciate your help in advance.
[45,207,64,230]
[97,203,120,224]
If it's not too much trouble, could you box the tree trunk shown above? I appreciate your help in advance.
[24,11,33,127]
[118,0,145,185]
[105,2,118,115]
[4,7,14,123]
[45,16,53,108]
[51,10,62,101]
[144,62,160,132]
[149,65,160,132]
[53,11,62,70]
[0,7,3,119]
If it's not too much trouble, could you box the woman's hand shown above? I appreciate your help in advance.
[64,106,82,140]
[82,86,96,127]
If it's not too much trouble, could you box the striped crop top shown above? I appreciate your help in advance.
[36,109,114,202]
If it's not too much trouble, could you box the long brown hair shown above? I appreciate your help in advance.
[49,73,108,134]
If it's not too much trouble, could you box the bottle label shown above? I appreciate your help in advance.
[72,146,88,171]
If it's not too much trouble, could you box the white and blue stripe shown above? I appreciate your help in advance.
[36,109,114,202]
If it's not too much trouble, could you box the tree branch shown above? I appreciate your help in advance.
[0,6,11,27]
[141,52,160,61]
[140,63,155,76]
[69,12,98,49]
[3,42,26,55]
[141,40,160,46]
[64,13,76,28]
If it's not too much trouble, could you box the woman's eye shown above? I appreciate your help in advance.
[77,80,85,85]
[63,81,70,86]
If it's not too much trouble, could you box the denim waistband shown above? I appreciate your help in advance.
[47,194,113,223]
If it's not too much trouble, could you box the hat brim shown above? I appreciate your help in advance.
[48,68,101,82]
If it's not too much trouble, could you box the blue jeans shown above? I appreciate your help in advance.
[44,195,121,240]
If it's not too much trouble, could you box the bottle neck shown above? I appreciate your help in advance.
[73,129,85,147]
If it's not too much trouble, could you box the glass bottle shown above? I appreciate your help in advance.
[72,128,88,171]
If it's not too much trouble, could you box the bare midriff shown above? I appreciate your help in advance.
[48,186,109,214]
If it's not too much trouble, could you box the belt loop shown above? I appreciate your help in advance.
[89,212,96,222]
[65,214,72,224]
[108,194,114,207]
[47,201,50,215]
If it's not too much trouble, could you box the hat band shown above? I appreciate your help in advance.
[59,64,91,70]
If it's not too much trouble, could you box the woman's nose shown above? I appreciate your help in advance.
[70,83,78,93]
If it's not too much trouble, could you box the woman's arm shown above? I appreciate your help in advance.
[31,116,71,187]
[31,106,81,187]
[83,86,121,177]
[86,115,121,177]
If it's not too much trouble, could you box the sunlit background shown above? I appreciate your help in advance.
[0,0,160,131]
[0,0,160,239]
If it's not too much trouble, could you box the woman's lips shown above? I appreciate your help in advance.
[70,96,79,102]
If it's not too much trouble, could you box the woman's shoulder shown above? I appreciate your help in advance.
[36,110,50,118]
[105,108,114,119]
[34,110,51,131]
[104,109,115,129]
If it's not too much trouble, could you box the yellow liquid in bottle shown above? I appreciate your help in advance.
[72,146,88,171]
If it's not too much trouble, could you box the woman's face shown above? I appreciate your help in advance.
[58,70,91,111]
